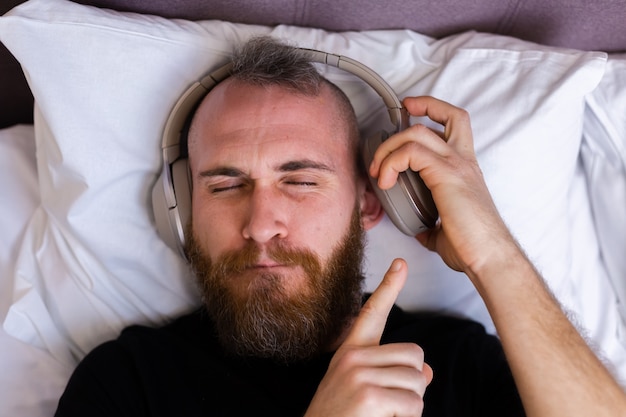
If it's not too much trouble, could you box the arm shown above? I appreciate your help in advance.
[369,96,626,416]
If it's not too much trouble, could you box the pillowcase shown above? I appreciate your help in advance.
[582,54,626,327]
[0,0,608,366]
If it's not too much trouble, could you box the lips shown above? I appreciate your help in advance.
[251,249,294,269]
[253,258,280,268]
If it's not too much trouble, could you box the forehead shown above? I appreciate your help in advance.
[188,79,355,170]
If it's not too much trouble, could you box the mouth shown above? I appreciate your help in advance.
[249,250,295,270]
[223,246,309,287]
[246,263,295,277]
[234,253,289,273]
[252,259,287,269]
[244,256,302,279]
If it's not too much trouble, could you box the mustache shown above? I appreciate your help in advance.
[211,242,321,278]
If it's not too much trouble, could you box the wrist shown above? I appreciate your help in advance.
[465,236,535,301]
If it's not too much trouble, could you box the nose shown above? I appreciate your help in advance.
[241,185,288,244]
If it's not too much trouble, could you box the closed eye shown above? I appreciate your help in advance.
[279,160,332,189]
[199,167,247,194]
[211,183,244,193]
[285,180,318,187]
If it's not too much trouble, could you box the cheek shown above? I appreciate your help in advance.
[191,196,239,259]
[297,196,357,259]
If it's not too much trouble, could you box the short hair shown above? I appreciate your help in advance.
[230,36,325,95]
[194,36,364,177]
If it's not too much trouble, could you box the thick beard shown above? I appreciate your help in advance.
[185,205,366,364]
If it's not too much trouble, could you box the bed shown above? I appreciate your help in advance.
[1,0,625,415]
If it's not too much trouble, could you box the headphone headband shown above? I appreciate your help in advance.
[161,50,408,154]
[152,47,436,258]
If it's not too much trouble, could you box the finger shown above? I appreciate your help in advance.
[369,124,448,184]
[336,342,426,369]
[423,363,434,386]
[340,340,434,387]
[343,258,407,347]
[402,96,475,156]
[375,139,448,191]
[376,388,426,417]
[357,344,433,388]
[347,364,432,395]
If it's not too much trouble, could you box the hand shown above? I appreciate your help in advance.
[304,259,433,417]
[369,96,515,276]
[366,98,626,417]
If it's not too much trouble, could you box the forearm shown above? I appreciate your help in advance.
[469,238,626,417]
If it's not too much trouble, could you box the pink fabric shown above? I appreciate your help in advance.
[74,0,626,52]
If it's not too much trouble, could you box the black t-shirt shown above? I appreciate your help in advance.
[55,305,525,416]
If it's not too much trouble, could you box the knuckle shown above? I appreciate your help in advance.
[404,141,423,155]
[341,347,365,365]
[456,107,471,121]
[355,384,385,407]
[448,105,471,125]
[406,342,425,360]
[407,394,426,415]
[392,341,424,359]
[359,298,383,319]
[334,347,367,370]
[405,123,431,138]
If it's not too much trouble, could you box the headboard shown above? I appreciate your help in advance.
[1,0,626,129]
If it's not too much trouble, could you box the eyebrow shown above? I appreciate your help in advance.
[198,159,334,179]
[198,167,245,178]
[278,159,334,173]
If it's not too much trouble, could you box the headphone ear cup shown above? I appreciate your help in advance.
[170,158,192,250]
[362,131,438,236]
[152,164,175,251]
[151,157,191,258]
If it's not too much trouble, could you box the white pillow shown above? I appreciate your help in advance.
[582,54,626,327]
[0,0,609,367]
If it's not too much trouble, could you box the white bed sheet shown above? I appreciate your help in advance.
[0,125,71,416]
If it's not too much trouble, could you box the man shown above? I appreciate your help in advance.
[54,37,626,416]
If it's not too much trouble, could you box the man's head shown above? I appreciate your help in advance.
[184,37,383,363]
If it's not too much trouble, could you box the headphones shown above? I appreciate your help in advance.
[152,48,438,257]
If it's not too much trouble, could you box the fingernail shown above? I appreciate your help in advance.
[391,259,402,271]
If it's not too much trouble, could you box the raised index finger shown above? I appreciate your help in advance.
[343,258,408,347]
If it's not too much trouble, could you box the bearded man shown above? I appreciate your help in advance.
[54,37,626,417]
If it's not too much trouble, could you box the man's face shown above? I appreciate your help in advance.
[186,79,379,361]
[186,204,365,362]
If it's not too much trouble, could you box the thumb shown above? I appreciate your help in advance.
[416,228,438,253]
[343,258,407,347]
